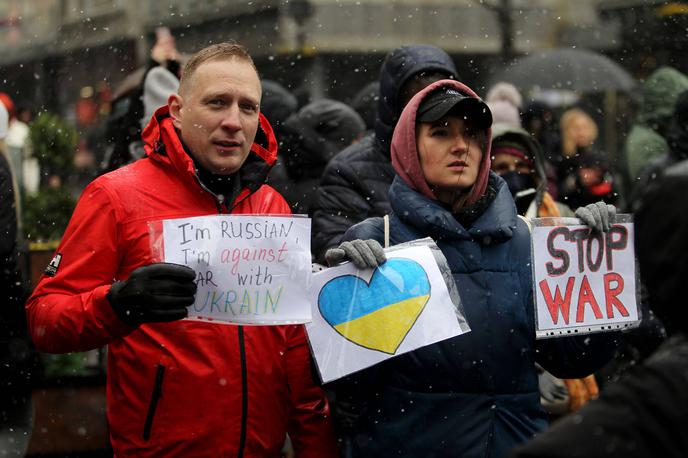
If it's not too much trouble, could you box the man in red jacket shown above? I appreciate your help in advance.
[26,42,337,457]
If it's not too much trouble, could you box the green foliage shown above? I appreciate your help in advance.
[23,112,78,242]
[28,112,77,177]
[23,186,75,242]
[42,352,96,379]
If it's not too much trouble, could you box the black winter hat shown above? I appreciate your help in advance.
[635,161,688,335]
[297,99,366,149]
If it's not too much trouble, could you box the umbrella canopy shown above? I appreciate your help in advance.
[490,48,637,94]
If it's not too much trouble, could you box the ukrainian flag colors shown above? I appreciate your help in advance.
[318,258,431,354]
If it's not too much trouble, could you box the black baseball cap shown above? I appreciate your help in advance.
[417,87,492,129]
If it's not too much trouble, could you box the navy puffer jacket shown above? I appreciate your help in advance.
[311,45,457,262]
[337,174,617,458]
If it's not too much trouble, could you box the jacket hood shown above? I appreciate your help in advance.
[391,79,492,207]
[142,105,278,195]
[260,79,298,132]
[350,81,380,131]
[638,66,688,128]
[375,45,458,155]
[281,98,365,179]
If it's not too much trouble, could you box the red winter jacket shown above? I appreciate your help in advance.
[26,107,338,457]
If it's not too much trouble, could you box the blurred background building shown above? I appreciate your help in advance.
[1,0,685,120]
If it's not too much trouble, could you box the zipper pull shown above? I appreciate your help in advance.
[217,194,225,205]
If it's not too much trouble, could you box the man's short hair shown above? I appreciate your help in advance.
[179,42,258,93]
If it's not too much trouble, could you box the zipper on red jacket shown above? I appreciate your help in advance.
[192,173,254,214]
[237,327,249,458]
[194,173,251,457]
[143,364,165,441]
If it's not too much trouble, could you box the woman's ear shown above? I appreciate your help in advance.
[168,93,183,130]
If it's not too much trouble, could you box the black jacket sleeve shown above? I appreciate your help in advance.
[511,335,688,458]
[312,145,375,263]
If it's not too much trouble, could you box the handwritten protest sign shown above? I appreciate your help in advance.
[306,245,468,383]
[532,215,640,338]
[159,215,312,325]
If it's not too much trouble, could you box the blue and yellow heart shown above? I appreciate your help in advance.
[318,258,431,354]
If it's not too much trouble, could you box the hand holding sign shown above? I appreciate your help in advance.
[325,239,387,268]
[574,201,617,232]
[107,263,197,326]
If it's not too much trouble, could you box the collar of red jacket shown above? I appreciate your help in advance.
[141,105,278,180]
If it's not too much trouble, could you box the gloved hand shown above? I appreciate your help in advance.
[325,239,387,269]
[538,369,569,404]
[536,365,569,416]
[106,263,197,326]
[575,201,617,232]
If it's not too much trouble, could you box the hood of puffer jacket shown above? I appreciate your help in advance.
[281,98,365,180]
[260,79,298,133]
[391,79,492,206]
[638,66,688,128]
[141,105,278,194]
[375,45,458,155]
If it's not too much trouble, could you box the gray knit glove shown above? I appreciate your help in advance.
[575,201,617,232]
[325,239,387,269]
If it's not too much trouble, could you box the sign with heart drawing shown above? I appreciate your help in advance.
[306,245,468,383]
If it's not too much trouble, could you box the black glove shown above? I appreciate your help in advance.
[106,263,197,326]
[325,239,387,269]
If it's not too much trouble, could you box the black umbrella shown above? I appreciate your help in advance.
[490,48,636,94]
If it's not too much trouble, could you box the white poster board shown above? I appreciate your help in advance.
[532,215,640,338]
[161,215,312,325]
[306,245,467,383]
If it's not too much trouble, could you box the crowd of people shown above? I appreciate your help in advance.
[1,39,687,457]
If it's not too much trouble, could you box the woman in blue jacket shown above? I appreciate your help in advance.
[326,79,617,458]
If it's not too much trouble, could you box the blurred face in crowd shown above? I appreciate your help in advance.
[565,112,597,148]
[169,57,261,175]
[578,166,604,187]
[491,153,532,176]
[416,115,483,203]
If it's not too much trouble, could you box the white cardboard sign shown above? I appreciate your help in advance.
[306,245,467,383]
[161,215,312,325]
[532,216,640,338]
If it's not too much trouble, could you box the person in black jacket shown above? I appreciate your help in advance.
[311,44,457,263]
[275,99,366,216]
[349,81,380,132]
[511,163,688,458]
